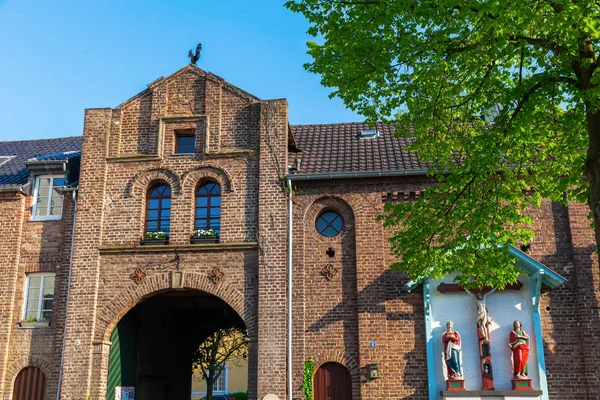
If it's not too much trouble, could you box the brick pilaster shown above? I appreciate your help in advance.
[257,99,289,399]
[60,108,111,399]
[0,193,25,395]
[566,201,600,396]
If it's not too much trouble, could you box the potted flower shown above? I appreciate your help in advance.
[190,229,220,244]
[18,316,51,328]
[141,231,169,245]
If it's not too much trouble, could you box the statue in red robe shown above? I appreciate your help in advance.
[508,320,529,378]
[441,320,463,379]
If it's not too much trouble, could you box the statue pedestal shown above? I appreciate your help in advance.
[512,378,533,390]
[446,379,465,391]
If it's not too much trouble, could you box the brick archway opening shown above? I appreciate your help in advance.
[105,289,248,400]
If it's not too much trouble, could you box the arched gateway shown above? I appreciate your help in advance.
[93,272,256,400]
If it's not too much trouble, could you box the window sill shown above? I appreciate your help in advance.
[17,321,51,329]
[30,216,62,222]
[171,152,196,156]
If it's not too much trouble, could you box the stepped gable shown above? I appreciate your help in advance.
[0,136,83,186]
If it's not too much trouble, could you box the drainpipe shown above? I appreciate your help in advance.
[287,178,293,400]
[56,189,77,400]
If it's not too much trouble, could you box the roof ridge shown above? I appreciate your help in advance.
[291,121,370,127]
[0,135,82,145]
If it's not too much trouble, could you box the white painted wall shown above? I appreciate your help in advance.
[430,274,539,395]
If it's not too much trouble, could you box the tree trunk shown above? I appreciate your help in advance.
[206,376,214,400]
[586,107,600,254]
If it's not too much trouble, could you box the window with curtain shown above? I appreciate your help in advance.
[195,181,221,236]
[146,183,171,235]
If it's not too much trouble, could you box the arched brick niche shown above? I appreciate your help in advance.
[302,197,360,396]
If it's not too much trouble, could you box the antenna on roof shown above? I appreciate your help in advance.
[188,43,202,65]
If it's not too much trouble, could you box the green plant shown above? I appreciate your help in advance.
[22,317,37,323]
[145,231,168,239]
[193,229,217,237]
[229,392,248,400]
[303,358,315,400]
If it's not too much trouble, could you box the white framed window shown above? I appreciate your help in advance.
[31,175,65,220]
[23,273,55,321]
[191,365,229,396]
[212,366,228,393]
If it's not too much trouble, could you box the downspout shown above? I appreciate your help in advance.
[56,189,77,400]
[287,178,293,400]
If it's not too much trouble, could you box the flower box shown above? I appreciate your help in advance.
[18,320,50,328]
[140,237,169,246]
[190,235,220,244]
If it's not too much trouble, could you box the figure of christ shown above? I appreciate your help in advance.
[466,288,496,342]
[441,320,463,379]
[508,320,530,378]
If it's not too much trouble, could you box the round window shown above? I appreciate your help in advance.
[316,210,344,237]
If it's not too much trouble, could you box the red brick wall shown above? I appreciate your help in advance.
[291,178,597,399]
[2,64,599,400]
[0,189,76,400]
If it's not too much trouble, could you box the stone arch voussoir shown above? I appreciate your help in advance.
[5,355,53,395]
[126,167,182,198]
[312,350,360,380]
[181,165,235,194]
[96,271,252,342]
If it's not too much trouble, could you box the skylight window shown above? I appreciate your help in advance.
[357,129,379,139]
[0,155,15,166]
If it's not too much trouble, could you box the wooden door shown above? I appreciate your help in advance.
[13,367,45,400]
[314,362,352,400]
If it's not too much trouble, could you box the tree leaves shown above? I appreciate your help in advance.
[287,0,596,288]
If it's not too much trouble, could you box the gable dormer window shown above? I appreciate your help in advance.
[31,175,65,220]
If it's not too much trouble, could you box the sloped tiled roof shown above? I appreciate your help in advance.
[291,122,428,174]
[0,137,83,186]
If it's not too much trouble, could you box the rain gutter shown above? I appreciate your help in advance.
[286,169,429,181]
[286,178,293,400]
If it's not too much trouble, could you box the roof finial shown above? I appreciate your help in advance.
[188,43,202,65]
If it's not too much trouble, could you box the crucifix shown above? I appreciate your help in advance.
[465,288,496,390]
[437,281,522,390]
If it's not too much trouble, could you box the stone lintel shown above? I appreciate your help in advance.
[98,242,258,254]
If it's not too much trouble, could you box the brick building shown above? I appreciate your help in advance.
[0,65,598,400]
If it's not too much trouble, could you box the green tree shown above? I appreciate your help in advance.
[286,0,600,288]
[192,327,248,400]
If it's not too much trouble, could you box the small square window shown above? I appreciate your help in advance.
[175,130,196,154]
[23,273,55,322]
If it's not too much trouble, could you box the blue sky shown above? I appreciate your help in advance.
[0,0,360,141]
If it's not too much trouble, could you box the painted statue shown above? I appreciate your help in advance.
[441,320,463,379]
[466,289,496,342]
[508,320,530,378]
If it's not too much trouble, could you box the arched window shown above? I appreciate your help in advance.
[195,181,221,236]
[146,183,171,235]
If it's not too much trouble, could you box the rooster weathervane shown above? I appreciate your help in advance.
[188,43,202,65]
